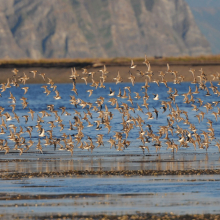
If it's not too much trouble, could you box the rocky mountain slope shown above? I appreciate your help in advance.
[0,0,211,59]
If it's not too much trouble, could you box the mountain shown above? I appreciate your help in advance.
[185,0,220,54]
[0,0,211,59]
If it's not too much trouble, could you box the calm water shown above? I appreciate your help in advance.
[1,175,220,217]
[1,81,220,218]
[0,81,220,155]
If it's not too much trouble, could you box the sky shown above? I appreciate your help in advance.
[185,0,220,54]
[185,0,220,8]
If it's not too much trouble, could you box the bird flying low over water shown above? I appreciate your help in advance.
[0,57,219,157]
[130,60,136,69]
[153,94,159,100]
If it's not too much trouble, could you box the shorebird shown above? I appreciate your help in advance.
[113,72,123,84]
[108,137,116,149]
[70,67,79,83]
[108,87,115,96]
[9,91,16,103]
[212,112,218,121]
[30,70,37,78]
[12,68,19,76]
[71,83,78,95]
[86,89,93,97]
[191,104,199,112]
[173,88,179,96]
[166,63,172,73]
[28,108,35,121]
[166,140,178,154]
[137,70,145,77]
[121,89,128,99]
[139,145,149,155]
[54,90,61,100]
[130,60,136,69]
[39,73,46,81]
[127,94,133,105]
[161,79,168,87]
[153,94,159,100]
[128,72,135,86]
[20,97,28,109]
[3,140,10,154]
[19,73,29,85]
[146,63,153,75]
[99,65,108,74]
[215,141,220,152]
[91,79,99,89]
[153,108,159,119]
[89,71,96,78]
[134,92,141,100]
[22,87,29,95]
[36,138,43,153]
[136,103,144,113]
[82,68,88,74]
[143,55,149,66]
[41,85,51,96]
[99,79,106,89]
[81,76,88,85]
[22,115,29,124]
[153,79,160,87]
[142,98,149,110]
[146,112,154,120]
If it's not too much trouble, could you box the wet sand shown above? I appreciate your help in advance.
[2,169,220,179]
[2,213,220,220]
[1,149,220,219]
[1,173,220,219]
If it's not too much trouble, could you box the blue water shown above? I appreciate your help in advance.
[1,175,220,216]
[0,81,220,155]
[2,81,220,218]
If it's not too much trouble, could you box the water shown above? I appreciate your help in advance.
[0,81,220,155]
[1,176,220,217]
[1,81,220,218]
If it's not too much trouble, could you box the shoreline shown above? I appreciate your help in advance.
[1,169,220,179]
[2,213,220,220]
[0,61,220,84]
[0,60,220,68]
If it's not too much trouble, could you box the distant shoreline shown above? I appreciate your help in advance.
[0,56,220,84]
[0,55,220,68]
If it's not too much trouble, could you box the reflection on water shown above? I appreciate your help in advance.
[0,152,220,174]
[1,80,220,218]
[1,175,220,217]
[1,149,220,218]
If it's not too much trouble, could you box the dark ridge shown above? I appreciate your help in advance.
[0,62,93,68]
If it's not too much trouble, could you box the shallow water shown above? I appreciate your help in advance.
[0,81,220,154]
[1,175,220,217]
[1,81,220,218]
[1,151,220,218]
[1,152,220,174]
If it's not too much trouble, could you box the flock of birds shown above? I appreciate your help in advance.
[1,55,220,156]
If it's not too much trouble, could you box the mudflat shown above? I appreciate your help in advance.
[0,60,220,84]
[1,151,220,219]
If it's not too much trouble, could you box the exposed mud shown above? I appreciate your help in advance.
[0,61,220,84]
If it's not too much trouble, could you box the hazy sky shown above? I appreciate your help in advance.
[185,0,220,8]
[184,0,220,54]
